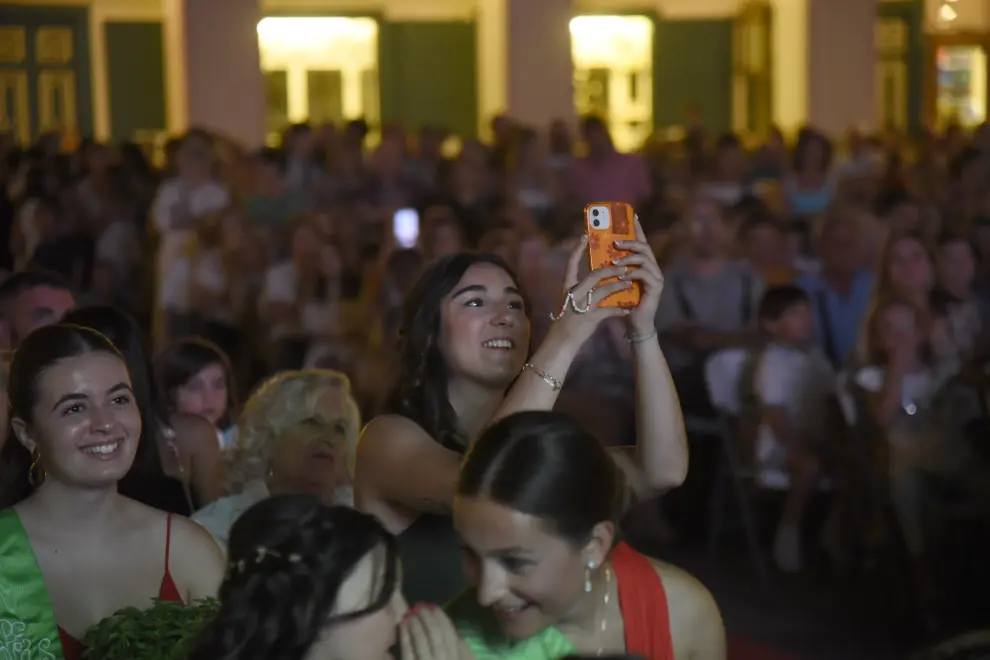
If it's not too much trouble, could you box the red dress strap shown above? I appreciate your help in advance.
[159,514,184,603]
[58,625,85,660]
[56,515,183,659]
[611,542,675,660]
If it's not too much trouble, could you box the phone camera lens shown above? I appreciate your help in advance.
[593,219,601,228]
[592,209,600,217]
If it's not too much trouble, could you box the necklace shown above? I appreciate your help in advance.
[595,566,612,657]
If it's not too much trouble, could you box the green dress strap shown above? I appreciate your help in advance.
[446,590,575,659]
[0,508,64,660]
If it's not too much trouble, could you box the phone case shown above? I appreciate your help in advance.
[585,202,641,308]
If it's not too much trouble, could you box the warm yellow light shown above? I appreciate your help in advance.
[569,15,654,67]
[938,3,958,21]
[256,17,378,50]
[569,15,653,43]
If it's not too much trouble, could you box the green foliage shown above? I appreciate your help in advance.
[82,598,219,660]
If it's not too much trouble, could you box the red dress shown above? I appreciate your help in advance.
[58,514,185,660]
[612,542,676,660]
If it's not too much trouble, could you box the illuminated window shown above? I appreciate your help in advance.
[256,17,379,132]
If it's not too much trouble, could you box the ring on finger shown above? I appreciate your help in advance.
[570,290,594,314]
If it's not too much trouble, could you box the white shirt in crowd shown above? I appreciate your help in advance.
[754,343,836,488]
[152,179,230,312]
[192,248,233,324]
[96,219,140,278]
[193,479,352,555]
[261,261,340,341]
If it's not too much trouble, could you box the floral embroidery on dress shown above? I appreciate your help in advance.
[0,619,57,660]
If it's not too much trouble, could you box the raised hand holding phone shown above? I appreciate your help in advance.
[585,202,642,308]
[611,214,665,337]
[585,204,664,337]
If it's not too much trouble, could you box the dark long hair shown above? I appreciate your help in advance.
[0,324,123,507]
[382,252,527,452]
[458,411,625,547]
[155,337,238,429]
[61,307,173,500]
[188,496,398,660]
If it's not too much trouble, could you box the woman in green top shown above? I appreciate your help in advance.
[449,411,725,659]
[356,219,689,605]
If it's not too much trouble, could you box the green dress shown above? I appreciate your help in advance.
[0,509,64,659]
[446,590,576,659]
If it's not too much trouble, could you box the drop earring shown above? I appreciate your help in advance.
[27,449,42,487]
[584,560,595,593]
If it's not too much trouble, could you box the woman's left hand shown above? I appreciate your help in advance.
[400,605,475,660]
[612,215,665,335]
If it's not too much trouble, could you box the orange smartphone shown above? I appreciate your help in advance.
[585,202,641,308]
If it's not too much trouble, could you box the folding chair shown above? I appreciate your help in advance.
[703,349,771,591]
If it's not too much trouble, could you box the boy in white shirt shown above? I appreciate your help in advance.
[753,284,836,573]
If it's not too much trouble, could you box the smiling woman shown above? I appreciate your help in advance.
[357,233,688,608]
[0,323,225,660]
[449,411,724,659]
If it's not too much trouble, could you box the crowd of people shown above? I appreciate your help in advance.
[0,113,988,659]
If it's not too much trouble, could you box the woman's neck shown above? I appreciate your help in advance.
[557,563,613,644]
[27,479,121,529]
[447,378,505,440]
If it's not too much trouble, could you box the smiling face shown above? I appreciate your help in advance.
[13,351,141,488]
[454,496,611,640]
[174,362,229,427]
[439,263,529,389]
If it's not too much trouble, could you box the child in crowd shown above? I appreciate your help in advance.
[752,284,836,572]
[854,298,973,603]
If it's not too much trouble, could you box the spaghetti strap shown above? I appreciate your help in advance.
[158,513,183,602]
[164,513,172,572]
[611,542,675,660]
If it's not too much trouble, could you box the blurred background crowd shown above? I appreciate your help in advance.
[3,114,990,656]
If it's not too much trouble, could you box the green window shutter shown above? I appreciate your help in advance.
[378,21,477,137]
[105,22,166,142]
[0,4,92,139]
[877,0,924,133]
[654,18,733,133]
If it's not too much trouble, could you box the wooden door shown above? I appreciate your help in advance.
[0,6,91,144]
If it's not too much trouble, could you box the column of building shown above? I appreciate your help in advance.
[772,0,877,136]
[476,0,575,137]
[163,0,266,147]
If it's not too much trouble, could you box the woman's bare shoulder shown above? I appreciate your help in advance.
[648,559,725,657]
[170,413,218,446]
[358,414,435,454]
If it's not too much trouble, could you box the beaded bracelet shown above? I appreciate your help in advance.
[625,328,658,344]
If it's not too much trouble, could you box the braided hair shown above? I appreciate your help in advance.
[382,252,528,452]
[188,495,398,660]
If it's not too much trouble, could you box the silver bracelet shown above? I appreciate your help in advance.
[625,328,658,344]
[523,363,563,391]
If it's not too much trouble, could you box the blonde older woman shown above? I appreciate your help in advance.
[192,369,359,553]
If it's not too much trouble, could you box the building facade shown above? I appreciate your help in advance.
[0,0,985,150]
